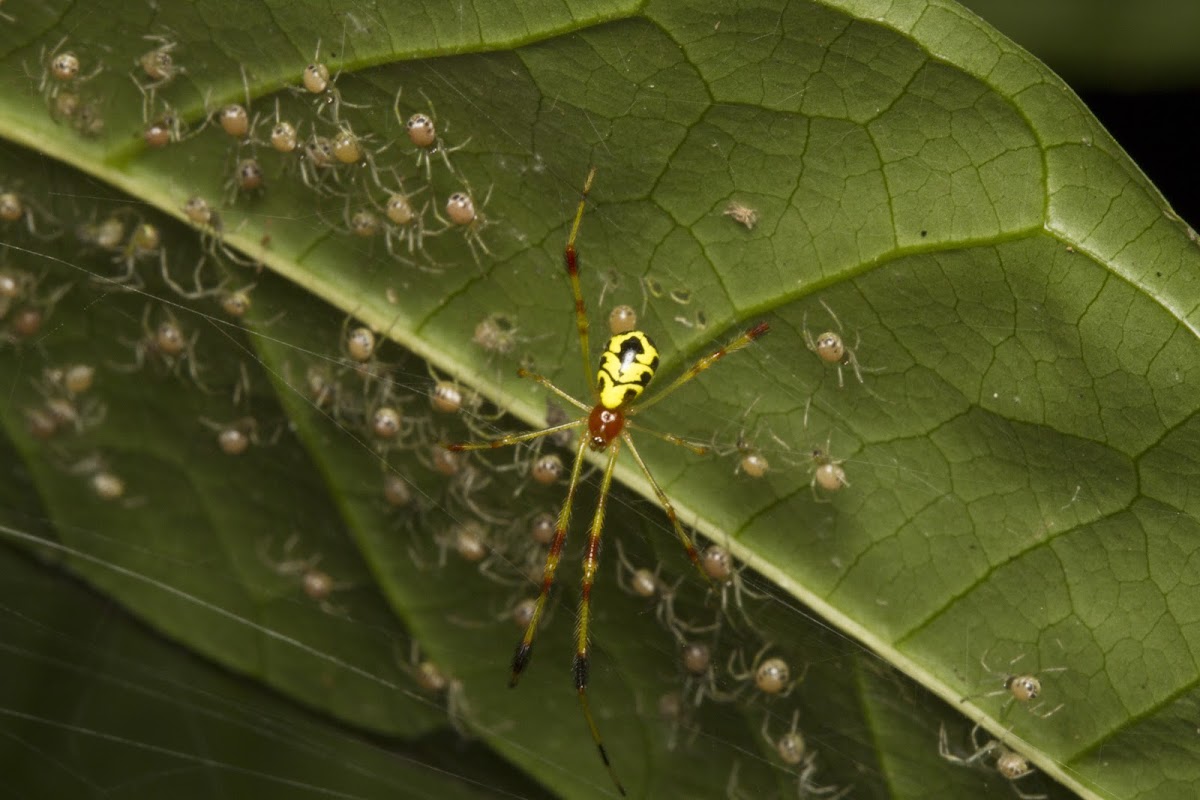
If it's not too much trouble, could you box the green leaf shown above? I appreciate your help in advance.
[1,1,1197,798]
[0,455,545,799]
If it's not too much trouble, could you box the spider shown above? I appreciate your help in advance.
[257,533,355,615]
[965,650,1067,719]
[802,298,874,388]
[759,711,850,798]
[132,32,184,118]
[397,641,472,736]
[727,642,804,700]
[445,168,768,796]
[613,538,702,640]
[939,722,1047,800]
[808,435,849,500]
[110,304,208,390]
[699,542,770,631]
[298,37,367,124]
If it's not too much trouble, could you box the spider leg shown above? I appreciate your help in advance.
[444,419,582,452]
[572,440,626,796]
[516,368,591,412]
[564,167,597,399]
[632,322,769,414]
[509,433,589,688]
[622,431,710,586]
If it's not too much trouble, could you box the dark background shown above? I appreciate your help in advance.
[1081,89,1198,228]
[963,0,1200,229]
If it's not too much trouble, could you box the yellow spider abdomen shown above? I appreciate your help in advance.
[596,331,659,410]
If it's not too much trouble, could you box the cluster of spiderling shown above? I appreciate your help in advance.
[29,35,106,136]
[0,137,295,528]
[0,175,459,743]
[612,519,847,794]
[100,29,494,274]
[0,183,129,501]
[13,28,1056,795]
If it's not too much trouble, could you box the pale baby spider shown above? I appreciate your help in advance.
[803,298,874,388]
[39,363,96,397]
[398,642,472,736]
[939,723,1046,800]
[142,101,207,149]
[0,267,33,310]
[257,533,354,615]
[608,304,638,335]
[679,640,733,707]
[613,539,696,640]
[343,321,377,364]
[370,180,444,264]
[529,452,564,485]
[212,66,268,154]
[700,542,769,630]
[33,36,102,103]
[808,435,849,500]
[445,185,493,265]
[735,436,770,478]
[199,416,277,456]
[34,395,105,438]
[711,403,782,479]
[0,185,62,239]
[137,34,182,87]
[133,33,184,117]
[1,275,72,346]
[227,158,265,202]
[426,370,504,438]
[614,538,665,600]
[964,650,1067,719]
[268,98,300,154]
[510,597,537,629]
[292,360,343,416]
[25,406,60,440]
[296,133,339,192]
[179,197,255,266]
[429,444,462,477]
[435,521,509,577]
[75,212,127,253]
[344,206,382,239]
[218,287,253,319]
[528,510,555,546]
[68,454,131,504]
[110,305,208,390]
[382,471,414,509]
[727,642,804,699]
[32,367,106,435]
[429,376,470,415]
[393,88,470,178]
[298,38,366,123]
[655,690,695,751]
[472,312,521,356]
[436,522,487,566]
[0,267,46,320]
[763,709,808,766]
[760,711,850,798]
[368,404,405,446]
[99,219,163,288]
[330,122,388,190]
